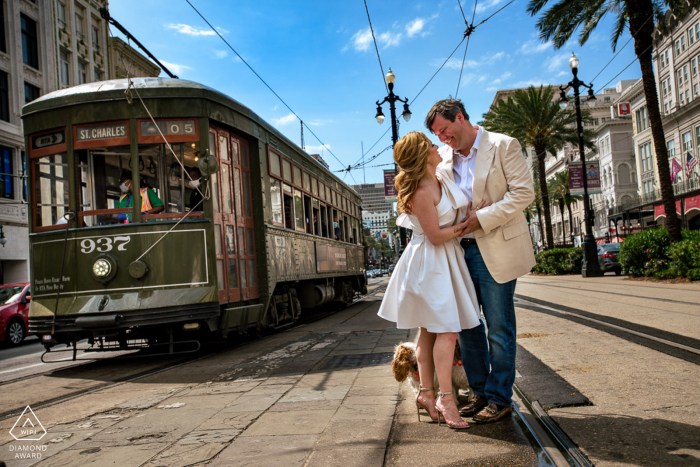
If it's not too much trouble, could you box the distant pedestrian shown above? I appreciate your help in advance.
[426,99,535,423]
[378,131,481,430]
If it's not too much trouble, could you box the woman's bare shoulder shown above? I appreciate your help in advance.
[412,183,440,207]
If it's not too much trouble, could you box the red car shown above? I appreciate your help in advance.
[0,283,31,346]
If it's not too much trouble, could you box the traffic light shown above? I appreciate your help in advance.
[605,232,610,243]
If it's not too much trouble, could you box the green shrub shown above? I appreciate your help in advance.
[667,239,700,278]
[687,268,700,281]
[619,228,670,277]
[532,248,583,275]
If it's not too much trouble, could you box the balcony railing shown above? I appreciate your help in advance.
[607,177,700,216]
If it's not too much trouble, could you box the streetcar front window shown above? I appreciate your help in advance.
[33,153,69,228]
[77,143,201,226]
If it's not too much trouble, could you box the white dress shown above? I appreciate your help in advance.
[378,167,481,333]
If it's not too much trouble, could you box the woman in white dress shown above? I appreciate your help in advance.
[378,131,481,430]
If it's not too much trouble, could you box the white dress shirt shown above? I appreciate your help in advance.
[453,126,482,240]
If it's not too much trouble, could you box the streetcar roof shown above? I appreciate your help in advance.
[22,78,359,197]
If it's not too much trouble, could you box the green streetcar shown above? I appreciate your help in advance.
[24,78,366,356]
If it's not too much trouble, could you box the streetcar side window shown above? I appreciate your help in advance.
[319,202,328,237]
[270,179,283,226]
[312,198,320,237]
[303,194,312,234]
[283,183,294,229]
[77,147,130,226]
[294,188,304,232]
[33,153,69,227]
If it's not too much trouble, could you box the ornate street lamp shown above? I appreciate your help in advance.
[560,53,603,277]
[375,69,411,255]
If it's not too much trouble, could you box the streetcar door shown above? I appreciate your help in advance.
[230,136,259,300]
[210,128,240,304]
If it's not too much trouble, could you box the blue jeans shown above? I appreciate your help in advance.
[458,243,517,407]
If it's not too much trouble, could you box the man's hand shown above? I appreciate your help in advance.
[455,200,488,235]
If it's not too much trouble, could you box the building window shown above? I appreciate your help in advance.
[663,81,668,96]
[91,25,99,49]
[75,8,85,42]
[691,28,696,45]
[0,71,8,122]
[678,69,684,85]
[676,39,682,56]
[0,0,6,54]
[94,69,102,82]
[687,89,691,103]
[683,131,693,153]
[0,145,12,199]
[694,58,698,75]
[59,50,70,87]
[24,82,40,104]
[682,36,687,52]
[21,14,39,69]
[660,51,666,67]
[635,106,648,132]
[57,2,66,29]
[604,96,611,103]
[77,61,86,84]
[667,140,676,159]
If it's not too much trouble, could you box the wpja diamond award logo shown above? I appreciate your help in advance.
[8,406,48,460]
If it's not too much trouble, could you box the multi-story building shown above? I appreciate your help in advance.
[109,36,159,79]
[361,210,395,247]
[607,9,700,233]
[0,0,161,283]
[351,182,393,214]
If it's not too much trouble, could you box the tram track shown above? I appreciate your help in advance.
[0,296,367,423]
[515,294,700,365]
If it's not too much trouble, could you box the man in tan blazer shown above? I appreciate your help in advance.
[426,99,535,423]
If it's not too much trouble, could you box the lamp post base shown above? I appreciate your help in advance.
[581,234,603,277]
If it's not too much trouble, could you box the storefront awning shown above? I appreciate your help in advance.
[685,194,700,214]
[654,200,682,220]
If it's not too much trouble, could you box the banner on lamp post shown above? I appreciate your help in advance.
[568,161,601,195]
[384,169,397,203]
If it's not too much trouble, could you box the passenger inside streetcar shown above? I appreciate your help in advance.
[116,171,164,223]
[186,167,203,211]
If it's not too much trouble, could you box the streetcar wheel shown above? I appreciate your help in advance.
[5,319,25,346]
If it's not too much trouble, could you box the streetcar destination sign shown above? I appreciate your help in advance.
[76,123,127,142]
[32,130,65,149]
[141,119,196,136]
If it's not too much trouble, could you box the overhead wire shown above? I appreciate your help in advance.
[364,0,389,94]
[455,0,478,98]
[595,43,653,94]
[185,0,346,169]
[410,0,514,105]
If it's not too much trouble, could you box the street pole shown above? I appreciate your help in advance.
[559,53,603,277]
[375,69,412,256]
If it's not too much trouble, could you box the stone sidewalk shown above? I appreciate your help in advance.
[1,280,541,467]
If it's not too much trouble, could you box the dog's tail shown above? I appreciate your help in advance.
[391,342,412,382]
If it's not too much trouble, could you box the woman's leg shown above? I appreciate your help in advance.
[416,328,438,420]
[434,332,469,427]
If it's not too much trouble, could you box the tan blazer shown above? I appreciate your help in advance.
[438,128,536,284]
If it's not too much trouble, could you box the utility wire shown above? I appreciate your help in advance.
[185,0,346,168]
[351,127,390,167]
[411,0,514,105]
[455,0,478,98]
[364,0,389,94]
[457,0,468,23]
[595,43,653,94]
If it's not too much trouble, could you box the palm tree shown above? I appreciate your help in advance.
[526,0,690,243]
[532,167,546,248]
[548,170,584,246]
[481,85,596,250]
[548,176,568,245]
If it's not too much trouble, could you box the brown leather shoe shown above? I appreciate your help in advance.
[459,395,488,417]
[473,403,512,423]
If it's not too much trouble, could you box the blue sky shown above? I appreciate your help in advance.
[110,0,641,185]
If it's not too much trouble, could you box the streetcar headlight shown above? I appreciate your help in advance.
[91,254,118,283]
[93,259,111,277]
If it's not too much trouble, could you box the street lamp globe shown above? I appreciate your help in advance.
[385,69,396,85]
[586,88,597,108]
[568,52,579,70]
[401,103,412,122]
[375,105,385,124]
[558,91,569,109]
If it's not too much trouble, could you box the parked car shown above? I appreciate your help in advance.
[381,269,388,276]
[597,243,622,275]
[0,283,31,346]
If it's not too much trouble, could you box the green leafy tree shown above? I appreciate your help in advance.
[526,0,691,243]
[481,85,595,250]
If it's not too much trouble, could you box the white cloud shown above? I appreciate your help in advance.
[272,113,297,126]
[511,79,551,88]
[350,28,374,52]
[520,39,552,54]
[478,76,486,82]
[546,53,570,72]
[556,71,568,77]
[378,31,402,48]
[486,86,498,91]
[166,24,217,36]
[305,144,331,153]
[406,18,426,37]
[500,71,512,80]
[159,61,192,75]
[307,119,332,126]
[475,0,507,14]
[213,50,228,59]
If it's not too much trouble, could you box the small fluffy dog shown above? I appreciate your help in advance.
[391,339,472,402]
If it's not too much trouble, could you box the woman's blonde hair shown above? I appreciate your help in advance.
[394,131,432,213]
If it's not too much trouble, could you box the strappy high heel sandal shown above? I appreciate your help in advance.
[435,391,470,430]
[415,387,439,422]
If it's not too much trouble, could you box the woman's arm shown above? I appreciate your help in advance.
[411,187,468,246]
